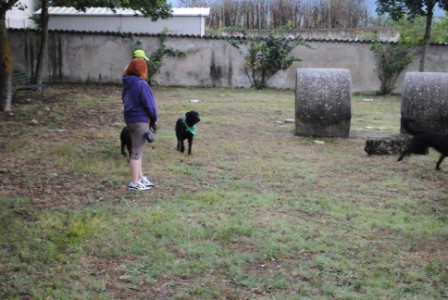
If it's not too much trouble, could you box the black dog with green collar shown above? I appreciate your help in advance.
[175,110,200,155]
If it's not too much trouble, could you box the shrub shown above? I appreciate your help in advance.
[372,41,413,95]
[222,22,310,89]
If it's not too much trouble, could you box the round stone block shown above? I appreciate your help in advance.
[401,72,448,134]
[295,68,352,137]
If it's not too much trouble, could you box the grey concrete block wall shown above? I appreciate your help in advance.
[8,30,448,93]
[270,41,381,92]
[156,37,250,88]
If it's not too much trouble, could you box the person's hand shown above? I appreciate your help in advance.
[150,122,157,133]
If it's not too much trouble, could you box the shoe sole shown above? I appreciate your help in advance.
[128,187,152,191]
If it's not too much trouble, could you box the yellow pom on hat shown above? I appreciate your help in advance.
[133,49,149,61]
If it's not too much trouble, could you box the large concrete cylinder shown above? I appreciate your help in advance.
[295,68,352,137]
[401,72,448,134]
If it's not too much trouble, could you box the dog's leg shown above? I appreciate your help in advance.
[188,136,193,155]
[180,140,185,153]
[436,155,445,170]
[397,151,408,162]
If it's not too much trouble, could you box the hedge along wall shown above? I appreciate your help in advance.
[7,29,448,93]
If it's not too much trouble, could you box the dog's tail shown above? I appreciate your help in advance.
[401,117,425,136]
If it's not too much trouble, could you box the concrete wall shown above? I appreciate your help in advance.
[8,29,448,93]
[260,27,400,41]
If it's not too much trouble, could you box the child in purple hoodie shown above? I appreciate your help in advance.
[122,58,158,191]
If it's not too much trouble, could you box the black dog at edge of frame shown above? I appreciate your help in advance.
[176,110,201,156]
[397,117,448,170]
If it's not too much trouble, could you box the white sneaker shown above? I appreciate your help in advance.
[140,176,155,188]
[128,181,151,191]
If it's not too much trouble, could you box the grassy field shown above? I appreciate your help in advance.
[1,84,447,299]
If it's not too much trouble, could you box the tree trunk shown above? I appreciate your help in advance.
[419,2,435,72]
[34,0,49,85]
[0,10,14,112]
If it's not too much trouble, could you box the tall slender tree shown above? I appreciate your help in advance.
[0,0,21,112]
[34,0,48,86]
[376,0,447,71]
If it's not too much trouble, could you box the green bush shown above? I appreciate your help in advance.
[222,22,310,89]
[372,41,413,95]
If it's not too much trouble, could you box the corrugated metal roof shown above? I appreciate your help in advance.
[36,6,210,17]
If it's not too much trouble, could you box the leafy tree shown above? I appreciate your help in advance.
[385,13,448,44]
[391,16,426,45]
[376,0,447,71]
[432,13,448,42]
[368,10,446,95]
[222,22,310,89]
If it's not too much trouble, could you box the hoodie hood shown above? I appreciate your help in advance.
[122,75,141,89]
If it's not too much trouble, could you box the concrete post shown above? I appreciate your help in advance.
[401,72,448,134]
[295,68,352,138]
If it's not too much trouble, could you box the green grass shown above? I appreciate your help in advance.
[0,85,447,299]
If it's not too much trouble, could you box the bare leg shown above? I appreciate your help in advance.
[138,158,144,179]
[129,158,142,184]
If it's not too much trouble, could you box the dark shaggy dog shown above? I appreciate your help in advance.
[175,110,201,155]
[397,117,448,170]
[120,126,132,159]
[120,126,154,159]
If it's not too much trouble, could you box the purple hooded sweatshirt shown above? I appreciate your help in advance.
[122,75,158,124]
